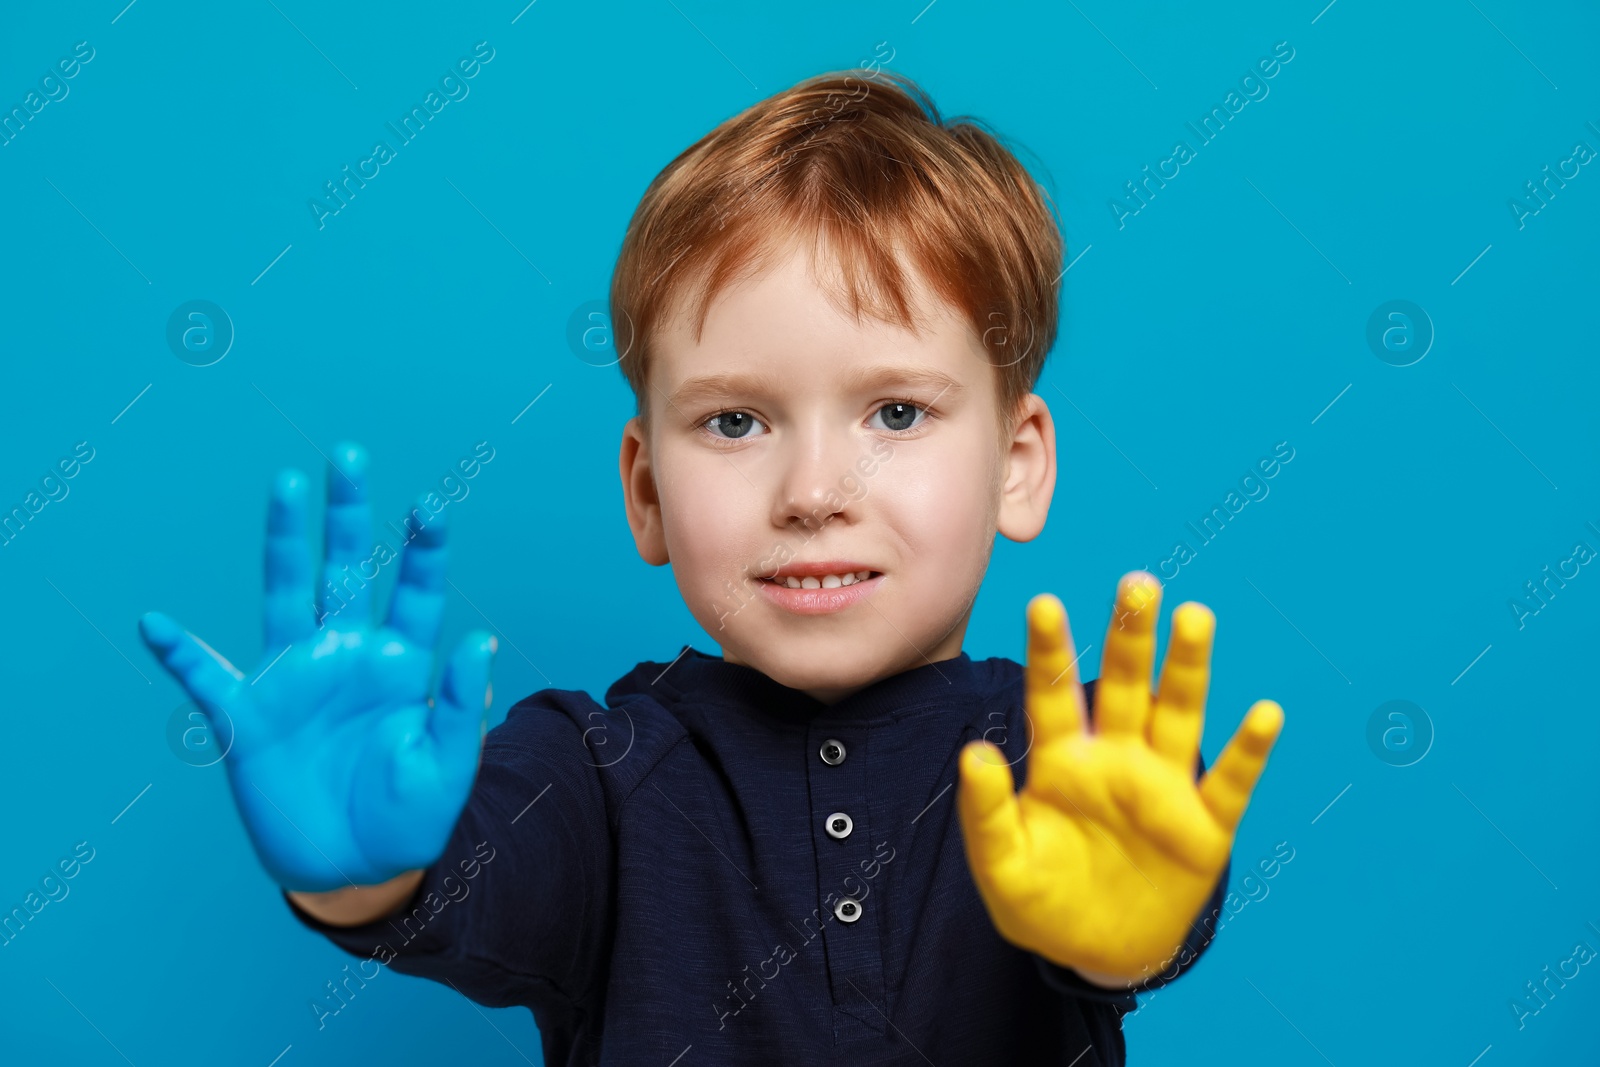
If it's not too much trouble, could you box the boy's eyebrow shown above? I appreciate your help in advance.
[667,365,965,408]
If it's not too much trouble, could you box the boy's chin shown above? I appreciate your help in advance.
[721,635,908,699]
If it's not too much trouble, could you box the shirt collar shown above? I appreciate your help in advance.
[606,646,981,724]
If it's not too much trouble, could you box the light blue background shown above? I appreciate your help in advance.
[1,0,1595,1063]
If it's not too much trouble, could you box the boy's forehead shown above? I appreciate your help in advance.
[652,237,981,394]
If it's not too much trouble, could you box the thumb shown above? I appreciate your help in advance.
[138,610,243,712]
[957,740,1028,897]
[432,630,497,764]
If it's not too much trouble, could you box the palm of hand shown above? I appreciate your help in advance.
[959,574,1283,982]
[139,445,495,893]
[227,627,466,889]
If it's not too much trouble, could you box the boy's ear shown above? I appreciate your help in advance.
[996,393,1056,543]
[620,416,670,565]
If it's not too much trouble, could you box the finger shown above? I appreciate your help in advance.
[433,630,497,766]
[1095,571,1162,737]
[957,740,1029,897]
[138,611,244,712]
[1024,593,1086,747]
[1148,601,1215,769]
[1198,701,1285,834]
[386,495,448,649]
[318,442,373,626]
[263,468,315,650]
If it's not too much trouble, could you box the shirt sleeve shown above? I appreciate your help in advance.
[283,692,615,1010]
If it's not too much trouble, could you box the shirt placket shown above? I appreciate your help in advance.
[806,725,888,1037]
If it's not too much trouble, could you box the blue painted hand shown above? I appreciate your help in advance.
[138,442,496,892]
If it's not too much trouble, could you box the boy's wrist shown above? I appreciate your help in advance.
[1070,964,1145,989]
[287,868,426,927]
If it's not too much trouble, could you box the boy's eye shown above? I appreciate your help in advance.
[702,404,927,438]
[704,411,766,440]
[870,402,926,433]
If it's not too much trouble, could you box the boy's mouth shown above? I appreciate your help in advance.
[756,561,884,615]
[761,568,877,589]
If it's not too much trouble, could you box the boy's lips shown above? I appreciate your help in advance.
[756,561,882,615]
[763,559,875,581]
[758,572,883,615]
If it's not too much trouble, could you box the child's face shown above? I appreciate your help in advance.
[620,236,1056,703]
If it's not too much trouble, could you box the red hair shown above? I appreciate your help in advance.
[609,69,1064,435]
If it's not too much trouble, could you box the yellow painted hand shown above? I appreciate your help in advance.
[957,571,1284,984]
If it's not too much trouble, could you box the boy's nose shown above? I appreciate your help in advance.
[769,432,861,534]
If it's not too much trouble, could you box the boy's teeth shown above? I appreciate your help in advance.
[779,571,872,589]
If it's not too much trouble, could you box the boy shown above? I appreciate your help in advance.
[139,69,1282,1065]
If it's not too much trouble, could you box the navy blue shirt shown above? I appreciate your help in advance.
[288,648,1227,1065]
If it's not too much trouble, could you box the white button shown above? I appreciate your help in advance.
[834,896,862,923]
[819,738,846,766]
[825,812,853,839]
